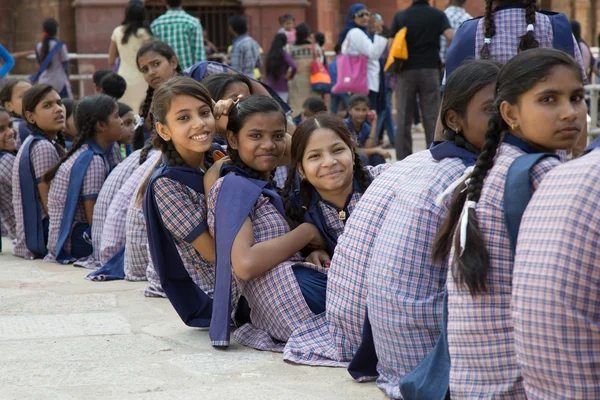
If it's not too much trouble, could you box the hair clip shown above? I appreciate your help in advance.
[484,38,492,44]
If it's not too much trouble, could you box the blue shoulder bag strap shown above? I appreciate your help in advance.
[504,153,557,254]
[19,135,49,258]
[541,11,575,57]
[443,18,480,83]
[209,173,267,348]
[29,41,64,82]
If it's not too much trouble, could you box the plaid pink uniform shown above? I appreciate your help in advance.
[44,144,114,263]
[144,255,166,298]
[207,175,325,352]
[513,148,600,399]
[446,142,561,399]
[12,137,61,259]
[283,158,407,366]
[0,153,16,239]
[317,164,389,241]
[75,150,142,269]
[124,194,148,281]
[98,152,160,265]
[367,155,472,398]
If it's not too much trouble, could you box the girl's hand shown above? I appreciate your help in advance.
[368,110,378,124]
[212,95,243,134]
[378,148,391,159]
[306,250,331,268]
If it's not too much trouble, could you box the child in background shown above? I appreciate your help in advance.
[0,78,33,149]
[314,32,327,65]
[100,72,127,100]
[117,102,135,158]
[293,96,327,126]
[328,44,349,115]
[0,107,17,243]
[93,69,111,94]
[265,33,297,104]
[345,94,390,166]
[12,84,66,259]
[62,98,77,149]
[278,14,297,45]
[43,94,123,264]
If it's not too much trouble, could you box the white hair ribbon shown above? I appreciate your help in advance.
[526,24,534,32]
[133,115,144,130]
[459,200,478,256]
[435,166,474,208]
[484,38,492,44]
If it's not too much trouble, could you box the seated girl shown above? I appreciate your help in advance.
[0,78,32,150]
[0,107,17,244]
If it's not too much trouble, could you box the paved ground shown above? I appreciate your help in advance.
[0,133,426,400]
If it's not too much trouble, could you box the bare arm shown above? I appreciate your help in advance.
[108,40,119,68]
[231,219,322,281]
[443,28,454,44]
[38,182,50,214]
[191,230,216,263]
[83,199,96,226]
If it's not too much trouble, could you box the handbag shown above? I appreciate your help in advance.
[310,44,331,93]
[331,38,368,95]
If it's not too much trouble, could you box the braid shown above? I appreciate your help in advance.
[352,151,372,192]
[138,142,153,165]
[150,132,186,167]
[229,147,274,182]
[480,0,495,59]
[443,128,480,155]
[134,86,154,150]
[518,0,540,52]
[281,170,306,229]
[55,130,66,149]
[42,117,95,183]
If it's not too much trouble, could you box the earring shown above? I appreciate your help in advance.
[511,124,515,131]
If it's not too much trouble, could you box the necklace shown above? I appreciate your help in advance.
[338,210,346,221]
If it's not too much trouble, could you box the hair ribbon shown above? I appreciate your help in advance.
[459,200,477,256]
[526,24,534,32]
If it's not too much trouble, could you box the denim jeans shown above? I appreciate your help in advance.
[330,93,350,114]
[376,89,396,145]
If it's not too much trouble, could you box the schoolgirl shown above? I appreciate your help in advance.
[133,40,182,150]
[282,113,389,260]
[12,84,66,259]
[43,94,122,264]
[360,60,500,398]
[143,76,226,327]
[432,48,586,398]
[0,107,18,243]
[0,78,33,149]
[513,137,600,399]
[62,98,77,149]
[117,102,135,158]
[206,95,327,351]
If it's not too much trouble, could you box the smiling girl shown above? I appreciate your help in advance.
[0,78,33,150]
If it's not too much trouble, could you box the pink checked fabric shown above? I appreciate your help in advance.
[144,256,166,298]
[124,197,148,281]
[283,158,405,366]
[75,150,142,269]
[473,9,586,80]
[367,155,471,398]
[513,148,600,399]
[45,144,110,263]
[12,137,61,259]
[98,151,159,266]
[446,142,561,399]
[0,153,16,239]
[207,176,325,352]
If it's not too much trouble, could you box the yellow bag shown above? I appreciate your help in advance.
[385,27,408,74]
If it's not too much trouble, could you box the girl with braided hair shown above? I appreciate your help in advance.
[133,40,182,150]
[43,94,122,264]
[0,107,18,244]
[281,113,388,261]
[205,95,328,351]
[12,84,66,259]
[432,48,586,398]
[0,78,32,150]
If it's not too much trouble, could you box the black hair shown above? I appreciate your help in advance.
[334,43,342,54]
[432,48,583,296]
[570,20,582,43]
[134,40,182,150]
[21,83,66,149]
[166,0,182,7]
[100,72,127,99]
[228,15,248,36]
[118,102,133,117]
[314,32,325,47]
[151,76,215,168]
[282,113,372,228]
[93,69,112,87]
[266,33,288,82]
[40,18,59,62]
[348,94,369,109]
[121,0,152,45]
[279,14,295,25]
[62,98,76,120]
[295,23,311,45]
[440,60,501,153]
[0,78,31,117]
[226,95,286,181]
[303,96,327,114]
[480,0,539,59]
[202,72,252,101]
[42,94,117,183]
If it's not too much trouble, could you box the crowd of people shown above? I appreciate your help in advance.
[1,0,599,398]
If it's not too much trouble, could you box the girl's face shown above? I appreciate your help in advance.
[120,111,135,144]
[157,95,215,163]
[25,90,65,136]
[0,112,16,151]
[353,9,371,28]
[65,113,76,140]
[5,81,32,117]
[100,104,123,143]
[283,19,295,32]
[222,81,251,102]
[298,128,354,194]
[228,111,286,173]
[138,51,179,90]
[501,65,586,152]
[458,83,495,149]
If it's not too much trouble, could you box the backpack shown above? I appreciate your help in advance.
[385,27,408,74]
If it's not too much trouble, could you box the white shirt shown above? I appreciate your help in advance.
[343,28,388,92]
